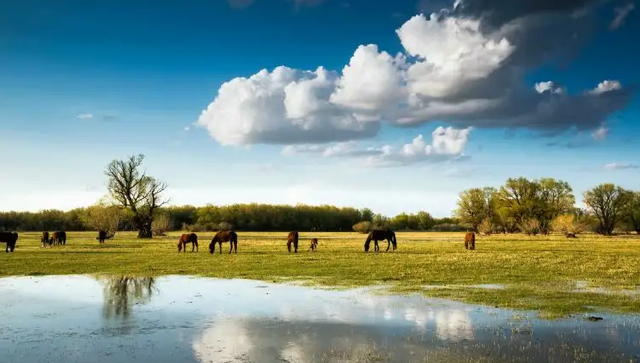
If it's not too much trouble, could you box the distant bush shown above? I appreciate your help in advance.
[217,222,234,231]
[352,221,373,233]
[519,218,540,236]
[151,214,171,237]
[478,218,493,235]
[551,214,586,238]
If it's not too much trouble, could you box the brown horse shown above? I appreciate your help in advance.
[41,231,50,247]
[364,229,397,252]
[308,238,318,252]
[464,232,476,250]
[177,233,198,252]
[96,230,115,244]
[209,230,238,254]
[0,231,18,253]
[287,231,299,253]
[50,231,67,245]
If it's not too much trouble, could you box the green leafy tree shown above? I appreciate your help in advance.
[583,183,633,235]
[496,177,541,229]
[536,178,575,234]
[415,211,435,230]
[454,187,495,232]
[622,192,640,234]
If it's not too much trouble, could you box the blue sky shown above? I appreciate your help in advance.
[0,0,638,217]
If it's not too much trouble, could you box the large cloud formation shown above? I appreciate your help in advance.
[198,0,634,150]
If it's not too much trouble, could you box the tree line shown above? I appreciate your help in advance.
[0,203,455,234]
[454,177,640,236]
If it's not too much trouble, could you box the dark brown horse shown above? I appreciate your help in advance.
[0,231,18,253]
[96,230,115,244]
[464,232,476,250]
[41,231,50,247]
[308,238,318,252]
[177,233,198,252]
[364,229,397,252]
[209,230,238,254]
[50,231,67,245]
[287,231,299,253]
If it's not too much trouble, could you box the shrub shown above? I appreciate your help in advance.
[352,221,373,233]
[519,218,540,236]
[218,221,233,231]
[551,214,586,238]
[151,214,171,236]
[478,218,493,235]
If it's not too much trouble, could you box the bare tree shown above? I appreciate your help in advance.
[104,154,169,238]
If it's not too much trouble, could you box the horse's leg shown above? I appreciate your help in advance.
[287,240,292,253]
[195,240,198,252]
[294,239,298,253]
[386,238,390,252]
[219,242,222,254]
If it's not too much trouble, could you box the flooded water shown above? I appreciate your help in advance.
[1,275,639,363]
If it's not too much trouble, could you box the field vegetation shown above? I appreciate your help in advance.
[1,230,639,319]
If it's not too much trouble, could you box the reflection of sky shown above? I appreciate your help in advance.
[2,275,640,363]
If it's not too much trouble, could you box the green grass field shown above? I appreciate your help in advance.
[2,231,639,318]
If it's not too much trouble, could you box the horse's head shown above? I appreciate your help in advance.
[177,241,183,252]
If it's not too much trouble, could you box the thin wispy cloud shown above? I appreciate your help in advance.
[610,3,635,30]
[604,162,639,170]
[591,124,610,141]
[76,113,94,120]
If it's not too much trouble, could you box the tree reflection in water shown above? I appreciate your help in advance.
[100,276,156,320]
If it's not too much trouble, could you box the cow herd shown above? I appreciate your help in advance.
[0,229,478,254]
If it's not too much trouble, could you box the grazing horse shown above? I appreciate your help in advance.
[50,231,67,245]
[464,232,476,250]
[0,231,18,253]
[287,231,299,253]
[364,229,397,252]
[209,230,238,254]
[41,231,50,247]
[308,238,318,252]
[177,233,198,252]
[96,230,115,244]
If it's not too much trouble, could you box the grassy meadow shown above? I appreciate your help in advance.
[1,230,639,318]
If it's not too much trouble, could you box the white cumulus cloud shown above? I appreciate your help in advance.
[397,13,514,99]
[330,44,407,113]
[367,126,471,167]
[535,81,566,95]
[589,80,622,95]
[197,66,379,146]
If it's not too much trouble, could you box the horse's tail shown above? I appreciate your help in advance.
[390,230,397,247]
